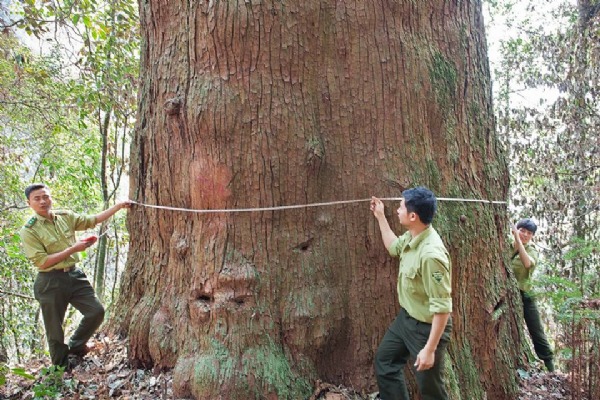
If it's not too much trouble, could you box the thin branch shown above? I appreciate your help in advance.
[0,19,24,29]
[1,204,28,212]
[0,289,35,301]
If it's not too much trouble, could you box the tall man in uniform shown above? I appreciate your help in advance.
[370,187,452,400]
[20,183,131,369]
[511,218,555,372]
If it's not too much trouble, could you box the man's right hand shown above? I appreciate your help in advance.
[370,196,385,219]
[370,196,397,250]
[82,235,98,244]
[72,238,96,252]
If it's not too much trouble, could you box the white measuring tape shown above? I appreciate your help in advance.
[130,196,506,214]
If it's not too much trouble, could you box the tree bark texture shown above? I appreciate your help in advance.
[113,1,525,399]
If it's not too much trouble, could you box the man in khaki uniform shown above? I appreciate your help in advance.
[20,184,131,369]
[370,187,452,400]
[511,218,554,372]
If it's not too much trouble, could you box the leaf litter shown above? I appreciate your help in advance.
[1,333,573,399]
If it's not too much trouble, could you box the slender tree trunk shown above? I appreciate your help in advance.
[95,109,112,301]
[114,1,523,398]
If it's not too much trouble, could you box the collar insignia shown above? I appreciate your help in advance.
[25,217,37,228]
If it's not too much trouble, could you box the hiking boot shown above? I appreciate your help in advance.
[69,345,90,357]
[544,359,555,372]
[66,354,84,371]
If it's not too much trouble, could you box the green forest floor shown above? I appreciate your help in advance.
[1,333,571,400]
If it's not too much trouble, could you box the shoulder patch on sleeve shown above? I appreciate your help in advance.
[54,210,69,215]
[24,217,37,228]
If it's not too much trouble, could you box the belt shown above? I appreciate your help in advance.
[44,266,76,273]
[401,308,431,325]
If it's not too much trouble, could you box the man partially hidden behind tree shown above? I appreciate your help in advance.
[19,183,131,370]
[370,187,452,400]
[511,218,555,372]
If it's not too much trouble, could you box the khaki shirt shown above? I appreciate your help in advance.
[389,226,452,323]
[20,210,96,272]
[510,243,538,292]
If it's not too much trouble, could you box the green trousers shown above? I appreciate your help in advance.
[520,291,554,367]
[375,309,452,400]
[33,268,105,367]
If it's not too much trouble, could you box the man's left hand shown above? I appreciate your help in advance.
[414,347,436,371]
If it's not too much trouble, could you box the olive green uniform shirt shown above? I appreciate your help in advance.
[510,243,539,292]
[389,226,452,324]
[20,211,96,272]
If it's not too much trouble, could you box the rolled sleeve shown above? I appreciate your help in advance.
[71,213,97,231]
[422,255,452,314]
[20,229,48,268]
[528,246,539,268]
[388,233,410,257]
[389,237,401,257]
[429,297,453,314]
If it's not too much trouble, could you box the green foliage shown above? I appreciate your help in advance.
[0,364,6,385]
[563,237,599,262]
[31,365,74,400]
[533,273,583,316]
[0,364,37,388]
[0,365,74,399]
[1,0,139,367]
[0,32,101,367]
[489,2,599,277]
[11,366,36,380]
[487,0,600,375]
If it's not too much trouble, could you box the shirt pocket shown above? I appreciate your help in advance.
[45,237,65,254]
[400,263,420,295]
[61,226,75,241]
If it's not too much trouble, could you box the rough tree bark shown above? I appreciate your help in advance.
[113,1,525,399]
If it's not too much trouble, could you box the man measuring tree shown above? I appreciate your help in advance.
[19,183,131,370]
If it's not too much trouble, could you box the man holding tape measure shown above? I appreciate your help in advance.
[370,187,452,400]
[19,183,131,370]
[511,219,555,372]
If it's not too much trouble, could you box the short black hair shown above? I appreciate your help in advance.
[516,218,537,234]
[25,184,49,200]
[402,186,437,225]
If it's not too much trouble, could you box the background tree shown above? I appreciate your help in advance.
[113,1,524,399]
[70,0,139,300]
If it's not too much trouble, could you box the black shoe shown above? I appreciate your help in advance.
[544,359,555,372]
[69,345,90,357]
[65,354,83,371]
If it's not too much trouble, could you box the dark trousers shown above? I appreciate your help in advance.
[520,291,553,363]
[375,309,452,400]
[34,268,105,367]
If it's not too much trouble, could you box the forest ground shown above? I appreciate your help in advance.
[1,333,571,400]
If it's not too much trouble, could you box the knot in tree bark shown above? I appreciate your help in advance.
[164,96,183,115]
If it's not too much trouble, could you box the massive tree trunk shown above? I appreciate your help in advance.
[113,1,524,398]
